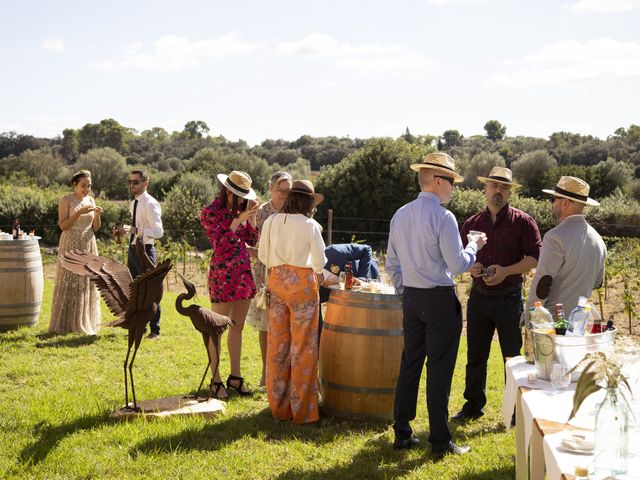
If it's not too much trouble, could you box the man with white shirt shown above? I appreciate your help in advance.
[385,152,486,459]
[127,169,164,339]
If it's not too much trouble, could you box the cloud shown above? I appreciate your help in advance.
[489,38,640,87]
[93,33,266,72]
[425,0,491,5]
[276,33,432,75]
[42,38,65,52]
[568,0,640,13]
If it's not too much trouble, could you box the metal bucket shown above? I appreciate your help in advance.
[533,329,616,382]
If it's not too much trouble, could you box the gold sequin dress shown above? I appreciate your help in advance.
[49,194,101,335]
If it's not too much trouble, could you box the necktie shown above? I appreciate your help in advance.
[130,199,138,244]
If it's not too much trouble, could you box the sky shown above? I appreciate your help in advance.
[1,0,639,146]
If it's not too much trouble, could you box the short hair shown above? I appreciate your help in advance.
[71,170,91,185]
[270,171,292,187]
[282,191,315,217]
[130,169,149,182]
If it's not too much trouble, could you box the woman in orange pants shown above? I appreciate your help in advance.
[258,180,326,424]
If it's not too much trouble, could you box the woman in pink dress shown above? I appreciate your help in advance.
[201,170,259,399]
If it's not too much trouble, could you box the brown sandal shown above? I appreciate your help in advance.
[226,375,252,396]
[210,380,228,400]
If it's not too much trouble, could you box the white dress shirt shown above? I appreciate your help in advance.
[130,191,164,245]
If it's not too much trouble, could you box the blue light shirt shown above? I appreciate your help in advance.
[385,191,478,293]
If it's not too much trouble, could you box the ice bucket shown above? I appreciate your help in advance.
[533,328,616,382]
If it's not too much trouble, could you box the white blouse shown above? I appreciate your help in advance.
[258,213,327,274]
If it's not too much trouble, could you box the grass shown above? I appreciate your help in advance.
[0,277,516,479]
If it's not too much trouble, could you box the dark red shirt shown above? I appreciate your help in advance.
[460,205,541,290]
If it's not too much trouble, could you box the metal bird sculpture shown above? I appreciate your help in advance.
[60,239,172,412]
[175,272,234,400]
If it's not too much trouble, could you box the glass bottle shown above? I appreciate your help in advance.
[523,306,536,364]
[554,303,568,335]
[344,262,354,290]
[589,301,603,334]
[605,315,615,331]
[593,388,629,478]
[12,219,20,240]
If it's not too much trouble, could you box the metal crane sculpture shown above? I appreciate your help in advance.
[175,273,234,400]
[60,239,172,412]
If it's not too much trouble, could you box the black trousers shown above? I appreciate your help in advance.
[393,286,462,451]
[462,285,523,413]
[128,243,161,334]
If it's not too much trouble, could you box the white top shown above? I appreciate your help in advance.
[258,213,327,274]
[130,191,164,245]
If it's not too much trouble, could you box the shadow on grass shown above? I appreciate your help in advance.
[35,332,100,348]
[18,412,111,465]
[131,407,392,456]
[452,419,508,439]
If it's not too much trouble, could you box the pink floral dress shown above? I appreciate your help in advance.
[201,198,258,303]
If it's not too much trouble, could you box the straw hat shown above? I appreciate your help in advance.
[477,166,520,188]
[216,171,257,200]
[542,176,600,206]
[410,152,464,183]
[290,179,324,206]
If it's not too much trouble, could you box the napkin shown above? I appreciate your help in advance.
[561,430,594,452]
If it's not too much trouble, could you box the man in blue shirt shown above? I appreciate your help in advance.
[386,152,486,459]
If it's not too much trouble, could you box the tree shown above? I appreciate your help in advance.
[511,150,558,197]
[401,127,416,144]
[441,130,463,148]
[74,147,128,198]
[61,128,79,163]
[76,119,129,154]
[484,120,506,141]
[183,120,210,140]
[0,148,67,187]
[462,152,506,189]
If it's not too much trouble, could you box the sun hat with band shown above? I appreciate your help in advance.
[542,176,600,206]
[477,166,520,188]
[410,152,464,183]
[216,170,257,200]
[289,179,324,207]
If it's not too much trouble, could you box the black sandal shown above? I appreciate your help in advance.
[226,375,252,396]
[210,380,228,400]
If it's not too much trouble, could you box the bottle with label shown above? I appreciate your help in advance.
[344,261,354,290]
[523,306,536,364]
[12,219,20,240]
[554,303,568,335]
[588,301,603,334]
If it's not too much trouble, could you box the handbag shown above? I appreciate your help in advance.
[255,216,273,310]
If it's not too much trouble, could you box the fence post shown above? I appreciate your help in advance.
[327,209,333,245]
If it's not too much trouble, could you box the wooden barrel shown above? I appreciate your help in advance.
[0,238,44,331]
[319,288,403,419]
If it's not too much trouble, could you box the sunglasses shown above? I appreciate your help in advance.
[434,175,455,187]
[128,180,143,185]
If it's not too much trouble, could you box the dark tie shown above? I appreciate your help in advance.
[130,199,138,244]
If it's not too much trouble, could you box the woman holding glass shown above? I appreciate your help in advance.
[258,180,326,424]
[201,170,259,399]
[247,171,292,388]
[49,170,103,335]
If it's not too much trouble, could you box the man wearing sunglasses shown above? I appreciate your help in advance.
[127,169,164,339]
[386,152,485,459]
[454,167,541,423]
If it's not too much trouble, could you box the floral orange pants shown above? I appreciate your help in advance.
[266,265,320,424]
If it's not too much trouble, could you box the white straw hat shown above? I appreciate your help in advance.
[216,171,257,200]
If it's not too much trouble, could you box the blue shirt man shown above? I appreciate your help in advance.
[386,152,485,458]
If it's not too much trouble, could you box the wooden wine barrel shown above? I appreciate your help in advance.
[319,288,404,419]
[0,238,44,331]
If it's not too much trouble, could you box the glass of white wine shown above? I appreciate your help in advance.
[550,363,571,390]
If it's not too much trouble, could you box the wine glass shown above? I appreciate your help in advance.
[550,363,571,390]
[338,272,346,289]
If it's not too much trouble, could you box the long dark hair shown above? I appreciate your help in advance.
[282,191,314,217]
[217,186,247,217]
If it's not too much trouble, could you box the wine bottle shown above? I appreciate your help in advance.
[605,315,614,331]
[344,261,354,290]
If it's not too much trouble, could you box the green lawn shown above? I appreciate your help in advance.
[0,279,515,479]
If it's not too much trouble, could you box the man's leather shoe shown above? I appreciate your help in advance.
[393,436,420,450]
[451,409,483,422]
[433,442,471,459]
[146,332,159,340]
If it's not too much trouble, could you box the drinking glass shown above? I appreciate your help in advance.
[550,363,571,390]
[338,272,346,289]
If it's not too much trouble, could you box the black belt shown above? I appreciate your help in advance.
[404,285,454,291]
[472,283,521,297]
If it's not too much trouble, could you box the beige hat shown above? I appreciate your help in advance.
[410,152,464,183]
[477,166,520,188]
[216,171,257,200]
[542,176,600,206]
[290,179,324,206]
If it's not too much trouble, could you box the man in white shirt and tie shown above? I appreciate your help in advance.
[127,169,164,339]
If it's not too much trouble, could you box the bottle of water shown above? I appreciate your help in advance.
[529,301,554,333]
[567,297,590,336]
